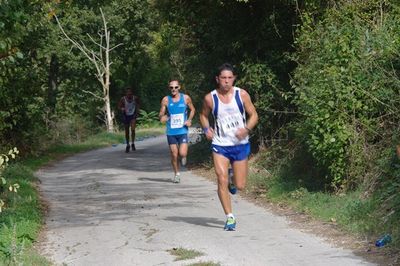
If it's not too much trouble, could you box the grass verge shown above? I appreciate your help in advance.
[245,146,399,265]
[168,247,204,261]
[0,128,163,265]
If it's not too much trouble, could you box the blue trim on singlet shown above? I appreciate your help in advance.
[235,90,244,115]
[212,93,220,136]
[166,93,188,136]
[212,94,219,117]
[213,89,245,137]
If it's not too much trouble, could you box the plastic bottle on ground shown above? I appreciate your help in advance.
[375,234,391,247]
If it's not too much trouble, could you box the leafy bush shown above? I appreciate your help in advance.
[0,148,19,212]
[0,162,44,264]
[137,109,161,128]
[372,146,400,247]
[239,61,293,145]
[293,1,400,189]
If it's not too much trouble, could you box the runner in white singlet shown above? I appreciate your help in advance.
[118,88,140,153]
[200,63,258,231]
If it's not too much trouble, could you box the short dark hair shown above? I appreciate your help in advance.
[168,78,180,84]
[216,63,236,76]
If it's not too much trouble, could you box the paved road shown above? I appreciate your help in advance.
[37,136,375,266]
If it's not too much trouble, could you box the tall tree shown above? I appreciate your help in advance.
[54,8,122,132]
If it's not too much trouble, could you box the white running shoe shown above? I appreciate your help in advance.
[173,173,181,183]
[181,157,187,167]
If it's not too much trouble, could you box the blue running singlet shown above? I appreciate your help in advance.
[166,93,189,136]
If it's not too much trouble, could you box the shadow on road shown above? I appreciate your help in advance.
[165,216,223,229]
[138,177,172,183]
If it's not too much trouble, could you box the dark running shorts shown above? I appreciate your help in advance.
[167,134,188,145]
[123,114,136,125]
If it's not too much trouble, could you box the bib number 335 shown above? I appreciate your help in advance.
[170,113,184,128]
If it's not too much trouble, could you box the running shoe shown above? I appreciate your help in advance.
[131,143,136,151]
[224,216,236,231]
[228,168,237,195]
[181,157,187,167]
[125,144,130,153]
[173,173,181,183]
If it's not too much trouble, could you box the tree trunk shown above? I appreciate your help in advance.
[54,8,122,133]
[47,53,58,113]
[104,84,114,132]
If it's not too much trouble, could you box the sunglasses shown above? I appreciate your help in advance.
[169,86,179,90]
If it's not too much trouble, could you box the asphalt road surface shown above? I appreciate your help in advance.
[37,135,375,266]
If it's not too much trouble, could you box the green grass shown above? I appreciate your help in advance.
[0,164,49,265]
[246,147,398,250]
[0,128,164,265]
[168,247,204,261]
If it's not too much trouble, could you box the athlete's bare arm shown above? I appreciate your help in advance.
[184,95,196,127]
[235,89,258,140]
[118,97,125,112]
[159,96,169,123]
[200,93,214,140]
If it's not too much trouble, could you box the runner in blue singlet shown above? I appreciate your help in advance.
[159,80,195,183]
[200,63,258,231]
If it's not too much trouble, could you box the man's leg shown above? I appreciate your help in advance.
[178,142,188,166]
[124,123,130,153]
[231,159,248,191]
[130,119,137,150]
[214,153,237,230]
[213,153,232,215]
[169,144,180,177]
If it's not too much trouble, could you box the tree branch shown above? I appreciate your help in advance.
[82,89,103,100]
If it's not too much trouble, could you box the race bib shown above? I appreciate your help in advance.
[220,113,243,135]
[170,113,184,128]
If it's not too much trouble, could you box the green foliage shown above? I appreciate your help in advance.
[248,151,391,244]
[0,1,51,151]
[293,1,400,188]
[371,146,400,247]
[137,109,160,128]
[0,163,43,264]
[154,0,297,101]
[239,61,294,144]
[0,148,20,212]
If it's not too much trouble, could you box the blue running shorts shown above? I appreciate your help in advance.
[167,134,188,145]
[211,143,250,162]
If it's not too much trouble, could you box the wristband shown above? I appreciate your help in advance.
[203,127,209,134]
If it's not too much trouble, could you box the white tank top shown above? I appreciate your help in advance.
[124,96,136,116]
[211,87,248,146]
